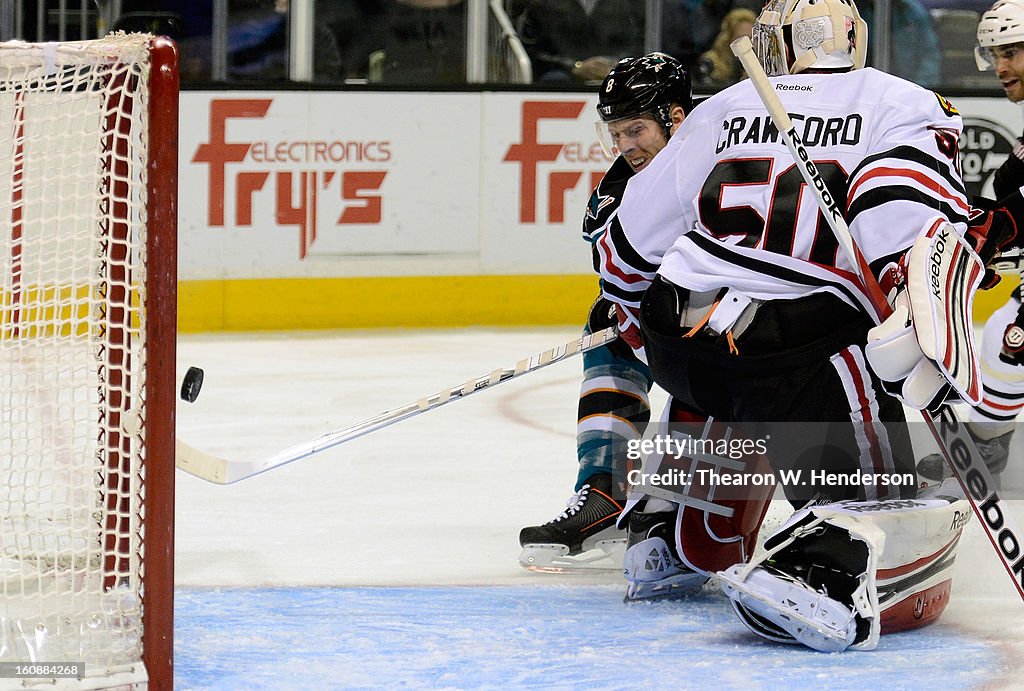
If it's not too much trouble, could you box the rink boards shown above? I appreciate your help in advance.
[176,91,1023,331]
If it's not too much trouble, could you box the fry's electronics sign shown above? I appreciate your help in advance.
[502,100,608,224]
[184,93,607,275]
[192,98,389,259]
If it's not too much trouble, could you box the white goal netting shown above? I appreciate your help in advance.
[0,34,157,688]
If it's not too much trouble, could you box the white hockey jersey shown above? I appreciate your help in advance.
[597,68,970,319]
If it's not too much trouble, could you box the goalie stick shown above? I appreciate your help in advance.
[731,35,1024,602]
[175,325,618,484]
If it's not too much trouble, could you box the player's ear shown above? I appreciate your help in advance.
[669,104,686,131]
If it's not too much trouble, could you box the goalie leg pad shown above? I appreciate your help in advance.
[718,491,970,651]
[719,510,880,652]
[675,478,774,576]
[720,561,862,652]
[621,399,774,574]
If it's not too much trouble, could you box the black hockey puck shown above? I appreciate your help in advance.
[180,366,204,403]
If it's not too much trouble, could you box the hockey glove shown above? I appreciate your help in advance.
[865,221,984,409]
[613,302,647,363]
[966,199,1015,288]
[587,296,639,362]
[967,186,1024,289]
[865,290,956,410]
[1000,303,1024,367]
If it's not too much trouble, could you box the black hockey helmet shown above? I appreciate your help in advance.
[596,53,693,133]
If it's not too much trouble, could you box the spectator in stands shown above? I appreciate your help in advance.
[116,1,210,79]
[133,0,344,81]
[357,0,467,84]
[320,0,387,81]
[508,0,645,82]
[660,0,718,73]
[660,0,763,76]
[697,8,757,86]
[858,0,942,86]
[226,0,342,81]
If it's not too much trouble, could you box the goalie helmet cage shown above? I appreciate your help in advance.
[0,35,177,689]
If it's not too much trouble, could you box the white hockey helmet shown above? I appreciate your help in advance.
[753,0,868,76]
[976,0,1024,70]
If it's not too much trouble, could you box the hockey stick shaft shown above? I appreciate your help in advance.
[175,325,619,484]
[731,36,1024,601]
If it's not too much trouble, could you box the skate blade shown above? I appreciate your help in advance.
[624,572,709,603]
[518,538,625,573]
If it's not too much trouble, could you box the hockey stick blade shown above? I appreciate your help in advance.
[731,35,1024,601]
[176,326,619,484]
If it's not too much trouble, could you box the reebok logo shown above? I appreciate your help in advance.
[937,406,1024,598]
[950,509,971,532]
[929,227,950,299]
[775,83,813,92]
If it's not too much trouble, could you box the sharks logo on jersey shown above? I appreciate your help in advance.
[586,192,617,223]
[583,156,635,245]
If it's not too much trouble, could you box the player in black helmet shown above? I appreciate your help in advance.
[518,53,701,580]
[594,52,693,171]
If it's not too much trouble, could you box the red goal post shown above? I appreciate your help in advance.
[0,34,177,689]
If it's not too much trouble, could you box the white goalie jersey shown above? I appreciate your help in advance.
[597,67,970,317]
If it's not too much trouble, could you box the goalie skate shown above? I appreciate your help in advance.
[625,570,708,601]
[623,509,708,602]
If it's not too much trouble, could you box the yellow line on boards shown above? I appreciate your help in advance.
[974,275,1020,323]
[178,275,601,332]
[177,273,1020,333]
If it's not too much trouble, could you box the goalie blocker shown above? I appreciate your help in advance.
[864,197,1024,410]
[865,219,985,411]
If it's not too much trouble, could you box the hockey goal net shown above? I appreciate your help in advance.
[0,34,176,689]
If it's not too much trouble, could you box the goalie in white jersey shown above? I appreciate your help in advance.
[599,0,1024,652]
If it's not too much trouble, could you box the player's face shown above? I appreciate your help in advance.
[607,115,670,172]
[990,43,1024,102]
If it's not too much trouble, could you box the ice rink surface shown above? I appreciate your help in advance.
[174,328,1024,690]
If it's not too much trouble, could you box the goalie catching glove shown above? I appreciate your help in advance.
[865,220,984,409]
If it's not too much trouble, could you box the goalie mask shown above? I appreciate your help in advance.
[753,0,868,76]
[976,0,1024,70]
[595,52,692,159]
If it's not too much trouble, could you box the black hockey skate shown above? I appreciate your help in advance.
[518,474,626,572]
[623,506,708,602]
[916,428,1013,489]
